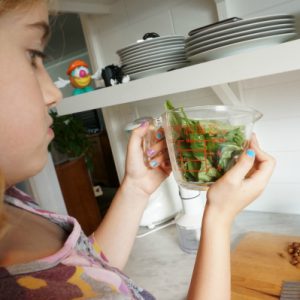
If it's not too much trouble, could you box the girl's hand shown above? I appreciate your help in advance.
[206,134,276,225]
[123,122,171,196]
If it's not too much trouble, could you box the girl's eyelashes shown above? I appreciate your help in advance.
[28,49,47,67]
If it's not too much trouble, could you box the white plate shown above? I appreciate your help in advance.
[117,35,185,55]
[121,48,185,65]
[124,59,188,74]
[188,32,297,63]
[124,58,188,74]
[124,57,188,73]
[186,14,294,40]
[128,61,188,76]
[122,53,186,68]
[129,62,188,80]
[186,26,295,53]
[186,20,294,47]
[120,44,185,61]
[119,42,185,59]
[187,28,295,56]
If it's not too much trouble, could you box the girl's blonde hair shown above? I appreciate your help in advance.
[0,0,48,14]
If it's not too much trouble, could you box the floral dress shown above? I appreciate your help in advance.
[0,187,155,300]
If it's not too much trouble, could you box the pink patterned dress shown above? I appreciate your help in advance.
[0,187,155,300]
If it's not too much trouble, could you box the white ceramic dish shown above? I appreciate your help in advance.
[186,20,294,47]
[186,14,294,40]
[124,58,188,74]
[188,17,242,37]
[188,32,297,63]
[124,60,188,74]
[186,26,295,54]
[123,53,186,70]
[120,45,184,61]
[122,49,185,64]
[129,62,188,80]
[187,28,296,56]
[119,42,185,59]
[117,35,184,55]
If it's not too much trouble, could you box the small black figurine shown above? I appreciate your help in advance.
[101,65,130,87]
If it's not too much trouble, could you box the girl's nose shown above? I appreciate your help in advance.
[40,69,62,108]
[79,70,87,78]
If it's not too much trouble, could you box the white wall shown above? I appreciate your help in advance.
[87,0,218,67]
[239,70,300,213]
[82,0,300,214]
[226,0,300,17]
[225,0,300,35]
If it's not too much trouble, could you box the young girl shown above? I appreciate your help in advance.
[0,0,275,299]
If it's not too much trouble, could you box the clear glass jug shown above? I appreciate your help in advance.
[144,105,262,191]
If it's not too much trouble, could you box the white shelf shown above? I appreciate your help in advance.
[57,38,300,116]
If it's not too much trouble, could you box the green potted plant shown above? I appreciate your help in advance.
[49,111,93,170]
[49,111,101,234]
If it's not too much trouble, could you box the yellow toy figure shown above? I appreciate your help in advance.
[55,60,101,96]
[67,60,94,95]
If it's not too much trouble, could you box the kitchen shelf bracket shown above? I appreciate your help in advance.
[211,83,242,105]
[214,0,229,20]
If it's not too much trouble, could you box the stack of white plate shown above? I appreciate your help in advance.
[185,15,297,62]
[117,35,188,80]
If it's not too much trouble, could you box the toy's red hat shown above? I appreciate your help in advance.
[67,60,89,75]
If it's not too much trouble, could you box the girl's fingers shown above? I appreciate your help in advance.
[128,121,149,154]
[146,139,168,158]
[222,149,256,183]
[250,133,259,148]
[155,128,164,141]
[160,164,172,176]
[148,149,169,169]
[242,135,276,185]
[246,151,275,184]
[126,122,154,169]
[250,138,269,162]
[249,135,276,175]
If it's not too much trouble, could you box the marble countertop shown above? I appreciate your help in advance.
[124,211,300,300]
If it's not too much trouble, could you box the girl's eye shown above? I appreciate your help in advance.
[28,49,47,67]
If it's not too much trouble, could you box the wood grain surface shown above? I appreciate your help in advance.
[231,232,300,300]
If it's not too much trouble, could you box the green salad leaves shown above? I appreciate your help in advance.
[165,100,246,184]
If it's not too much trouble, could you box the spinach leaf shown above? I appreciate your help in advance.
[164,101,246,184]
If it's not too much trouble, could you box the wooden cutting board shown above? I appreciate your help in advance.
[231,232,300,300]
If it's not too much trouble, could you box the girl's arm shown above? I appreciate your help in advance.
[93,122,171,270]
[188,209,232,300]
[187,135,275,300]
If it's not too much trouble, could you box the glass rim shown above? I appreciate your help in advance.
[163,104,263,122]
